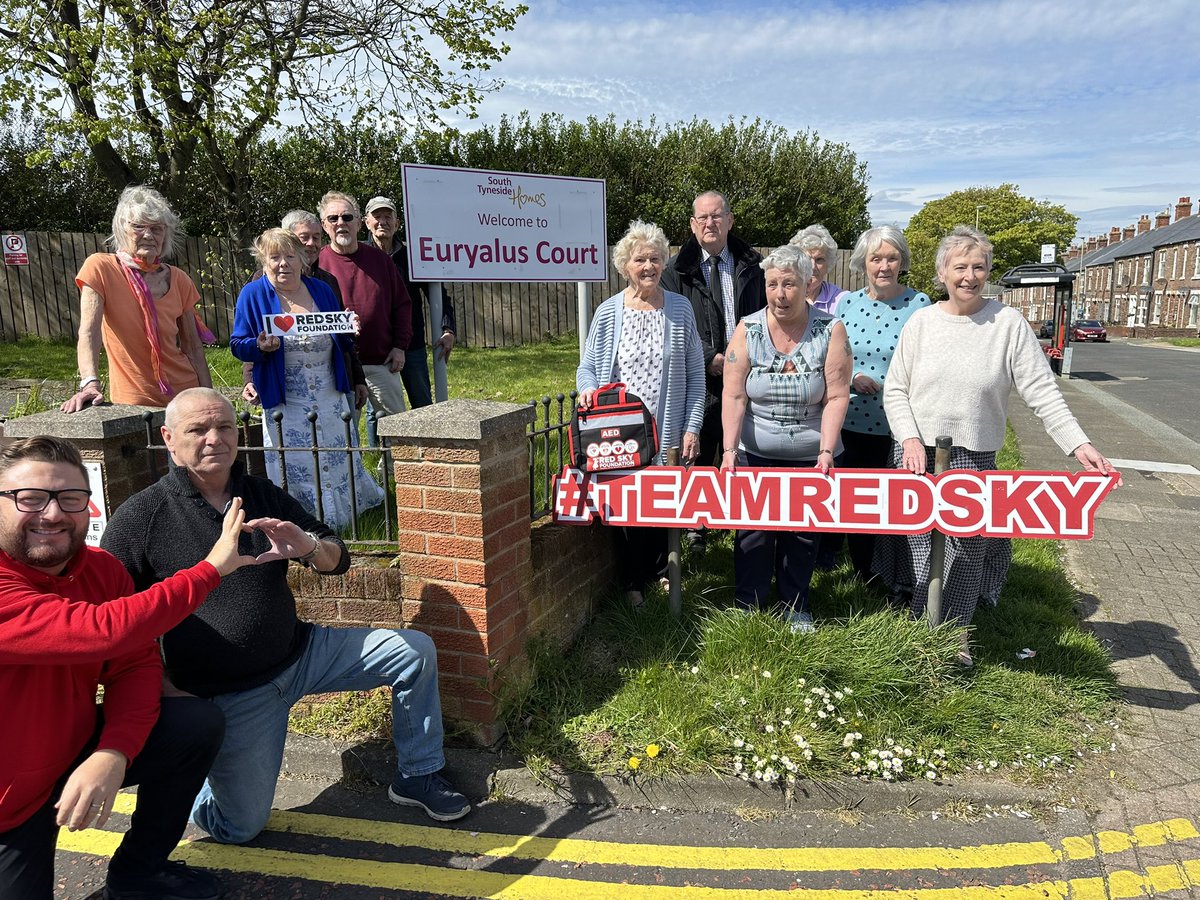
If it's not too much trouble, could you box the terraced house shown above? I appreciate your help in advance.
[1004,196,1200,334]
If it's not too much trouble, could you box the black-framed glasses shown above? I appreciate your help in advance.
[324,213,357,224]
[0,488,92,513]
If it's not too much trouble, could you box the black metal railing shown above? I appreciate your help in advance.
[527,391,576,520]
[142,410,397,547]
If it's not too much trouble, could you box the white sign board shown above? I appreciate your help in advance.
[263,310,357,337]
[402,164,608,282]
[84,462,108,547]
[3,233,29,266]
[1040,244,1056,264]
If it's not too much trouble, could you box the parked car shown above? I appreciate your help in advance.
[1038,320,1054,339]
[1070,320,1107,342]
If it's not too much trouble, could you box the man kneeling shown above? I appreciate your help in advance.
[0,436,271,899]
[102,388,469,845]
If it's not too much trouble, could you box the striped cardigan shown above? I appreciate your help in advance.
[576,290,706,464]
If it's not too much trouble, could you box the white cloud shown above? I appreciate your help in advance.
[473,0,1198,236]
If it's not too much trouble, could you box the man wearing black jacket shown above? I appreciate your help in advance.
[660,190,766,550]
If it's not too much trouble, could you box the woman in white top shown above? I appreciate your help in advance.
[877,225,1121,666]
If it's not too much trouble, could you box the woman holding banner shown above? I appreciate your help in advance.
[878,226,1120,666]
[720,244,852,633]
[231,228,383,529]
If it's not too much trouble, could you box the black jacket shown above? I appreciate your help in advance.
[660,232,766,404]
[367,237,458,352]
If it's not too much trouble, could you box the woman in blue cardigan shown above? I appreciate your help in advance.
[231,228,384,528]
[577,220,706,608]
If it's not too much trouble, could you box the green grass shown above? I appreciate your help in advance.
[501,426,1118,787]
[1,334,1118,783]
[1163,337,1200,348]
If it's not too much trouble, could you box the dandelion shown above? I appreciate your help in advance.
[628,757,641,770]
[646,744,661,759]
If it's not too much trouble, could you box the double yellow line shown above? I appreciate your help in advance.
[57,796,1200,899]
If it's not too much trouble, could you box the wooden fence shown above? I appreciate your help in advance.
[0,232,864,348]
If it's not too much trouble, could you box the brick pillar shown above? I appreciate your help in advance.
[1,405,163,512]
[377,399,535,745]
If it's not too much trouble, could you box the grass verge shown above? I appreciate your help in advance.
[501,426,1119,787]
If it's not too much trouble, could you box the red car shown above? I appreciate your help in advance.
[1070,320,1107,342]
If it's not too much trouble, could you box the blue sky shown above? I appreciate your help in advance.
[460,0,1199,245]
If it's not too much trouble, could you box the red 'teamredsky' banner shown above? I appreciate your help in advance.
[552,467,1118,539]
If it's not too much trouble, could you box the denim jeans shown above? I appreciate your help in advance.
[190,625,444,844]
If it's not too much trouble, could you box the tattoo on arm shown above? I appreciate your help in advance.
[727,350,737,363]
[842,339,852,356]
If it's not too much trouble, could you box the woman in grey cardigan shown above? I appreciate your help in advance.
[577,220,706,608]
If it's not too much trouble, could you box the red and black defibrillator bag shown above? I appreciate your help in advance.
[569,382,658,472]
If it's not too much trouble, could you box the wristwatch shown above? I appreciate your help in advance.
[79,376,101,390]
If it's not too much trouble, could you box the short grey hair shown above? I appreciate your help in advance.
[935,225,994,284]
[281,209,320,231]
[849,225,910,273]
[759,244,814,283]
[317,191,361,218]
[789,223,838,264]
[612,220,670,276]
[692,190,730,216]
[164,387,233,431]
[110,186,182,258]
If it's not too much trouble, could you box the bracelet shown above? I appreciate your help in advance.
[79,376,100,390]
[297,532,322,565]
[818,449,834,457]
[722,448,738,455]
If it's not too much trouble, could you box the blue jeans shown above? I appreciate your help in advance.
[190,625,444,844]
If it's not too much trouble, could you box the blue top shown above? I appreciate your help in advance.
[231,275,354,410]
[577,290,706,465]
[740,307,839,461]
[837,287,931,435]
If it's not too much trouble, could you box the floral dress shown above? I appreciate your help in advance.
[261,331,384,530]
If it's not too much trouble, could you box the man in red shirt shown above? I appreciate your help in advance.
[0,436,277,899]
[317,191,413,435]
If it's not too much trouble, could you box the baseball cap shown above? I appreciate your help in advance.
[365,196,397,216]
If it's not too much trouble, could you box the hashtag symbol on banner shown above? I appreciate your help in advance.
[555,470,588,520]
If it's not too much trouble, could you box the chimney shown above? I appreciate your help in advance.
[1123,225,1135,241]
[1175,196,1192,220]
[1097,235,1109,248]
[1087,237,1098,252]
[1137,215,1151,234]
[1109,226,1122,244]
[1155,209,1171,229]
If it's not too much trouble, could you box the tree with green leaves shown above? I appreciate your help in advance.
[904,184,1077,297]
[0,0,526,242]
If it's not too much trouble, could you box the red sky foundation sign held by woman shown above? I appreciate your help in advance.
[401,164,608,283]
[553,467,1118,540]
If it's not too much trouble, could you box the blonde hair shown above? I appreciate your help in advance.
[251,227,309,273]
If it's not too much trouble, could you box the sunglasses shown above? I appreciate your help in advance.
[324,213,357,224]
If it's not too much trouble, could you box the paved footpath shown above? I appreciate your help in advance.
[1009,346,1200,891]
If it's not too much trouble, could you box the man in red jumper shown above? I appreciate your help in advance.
[0,436,279,899]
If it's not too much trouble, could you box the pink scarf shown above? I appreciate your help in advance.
[116,251,215,397]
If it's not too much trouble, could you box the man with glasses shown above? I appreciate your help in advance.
[661,190,766,552]
[0,435,272,900]
[317,191,413,430]
[363,196,456,413]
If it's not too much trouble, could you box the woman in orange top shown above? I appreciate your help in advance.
[61,186,212,411]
